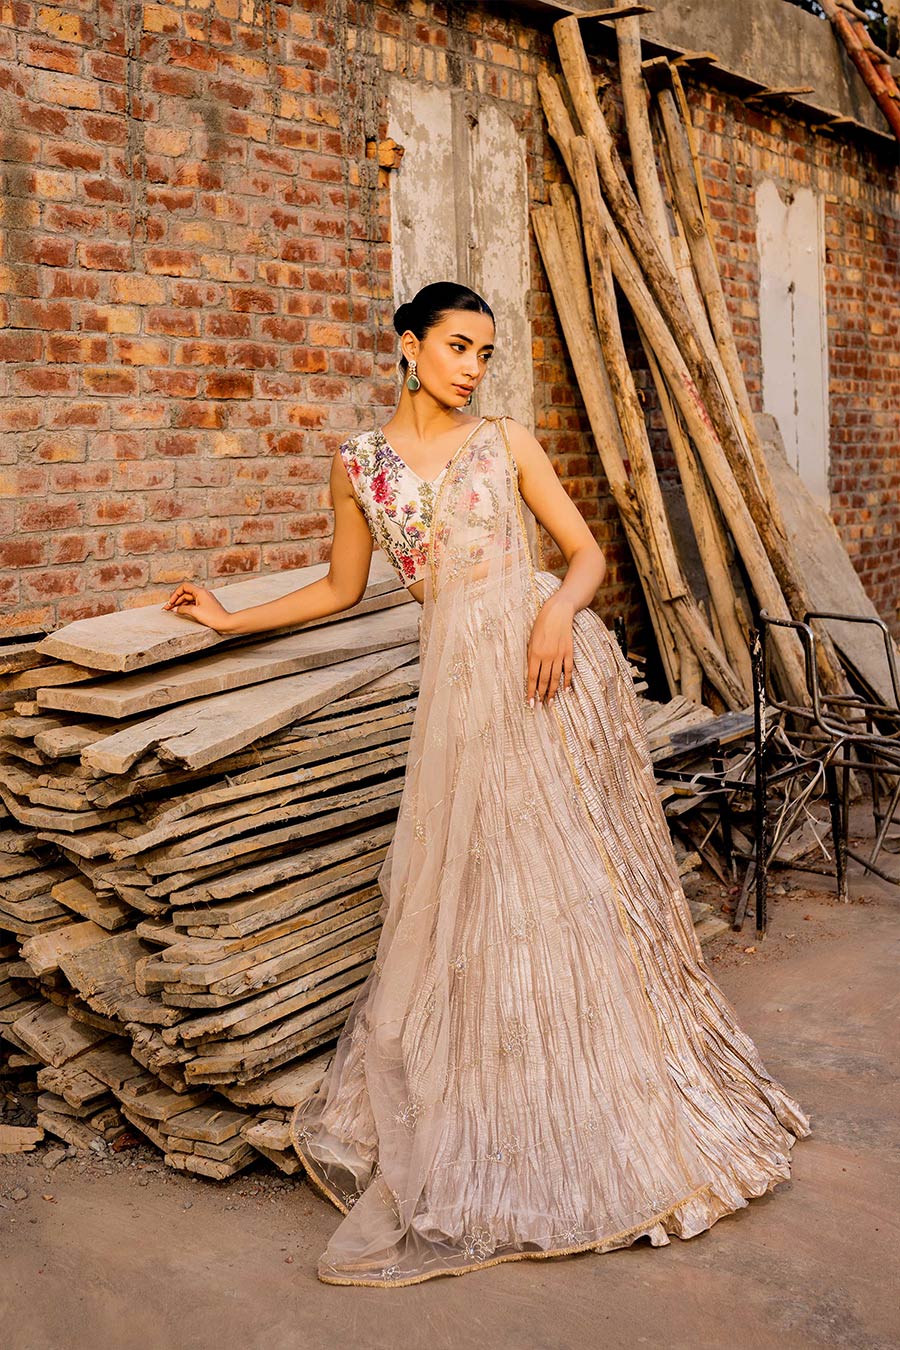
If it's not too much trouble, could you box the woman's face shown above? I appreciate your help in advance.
[404,309,495,408]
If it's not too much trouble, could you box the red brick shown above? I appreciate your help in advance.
[0,538,47,566]
[78,242,132,271]
[206,372,253,399]
[47,335,109,363]
[0,332,43,362]
[83,368,140,396]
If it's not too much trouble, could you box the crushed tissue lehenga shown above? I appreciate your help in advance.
[289,415,810,1288]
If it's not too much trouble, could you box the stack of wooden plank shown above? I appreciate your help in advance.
[535,12,857,714]
[0,545,736,1175]
[0,557,420,1174]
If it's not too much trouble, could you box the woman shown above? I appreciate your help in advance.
[164,282,810,1289]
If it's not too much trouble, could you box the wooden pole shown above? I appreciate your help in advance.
[551,20,833,681]
[533,204,745,707]
[561,128,809,707]
[643,343,753,698]
[617,16,674,271]
[530,205,682,697]
[653,77,851,700]
[821,0,900,140]
[614,31,752,698]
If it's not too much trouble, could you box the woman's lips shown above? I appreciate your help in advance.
[453,384,473,395]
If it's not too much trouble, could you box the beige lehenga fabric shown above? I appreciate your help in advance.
[290,414,810,1288]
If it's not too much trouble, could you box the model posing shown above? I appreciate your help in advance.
[164,282,810,1288]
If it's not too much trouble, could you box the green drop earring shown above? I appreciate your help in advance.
[406,358,420,392]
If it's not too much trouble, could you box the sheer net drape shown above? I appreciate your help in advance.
[290,416,809,1288]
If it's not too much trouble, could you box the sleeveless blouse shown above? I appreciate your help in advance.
[339,418,513,589]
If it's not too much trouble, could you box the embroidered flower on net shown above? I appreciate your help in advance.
[509,912,538,942]
[342,1188,363,1209]
[581,1110,599,1136]
[499,1017,527,1057]
[449,952,468,977]
[380,1265,402,1281]
[447,658,466,684]
[413,817,426,844]
[394,1095,424,1130]
[293,1124,313,1147]
[422,987,437,1017]
[349,1014,368,1045]
[462,1226,495,1262]
[581,1002,599,1026]
[559,1223,589,1246]
[512,790,541,827]
[487,1136,522,1165]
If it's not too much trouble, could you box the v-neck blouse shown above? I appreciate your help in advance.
[339,420,492,588]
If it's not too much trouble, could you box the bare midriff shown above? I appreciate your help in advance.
[406,558,496,605]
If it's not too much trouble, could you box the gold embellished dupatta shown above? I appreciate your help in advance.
[290,415,809,1288]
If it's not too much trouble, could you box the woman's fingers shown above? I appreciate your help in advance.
[164,582,198,611]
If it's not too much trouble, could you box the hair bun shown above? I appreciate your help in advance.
[393,302,412,335]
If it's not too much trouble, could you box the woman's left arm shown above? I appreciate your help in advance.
[504,418,607,705]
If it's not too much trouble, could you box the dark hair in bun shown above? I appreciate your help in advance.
[393,282,494,370]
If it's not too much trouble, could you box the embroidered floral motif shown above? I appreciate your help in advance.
[500,1017,527,1056]
[339,429,443,587]
[342,1188,363,1208]
[487,1136,522,1164]
[462,1226,495,1262]
[395,1096,424,1129]
[380,1264,402,1281]
[449,952,468,976]
[509,912,538,942]
[414,817,426,843]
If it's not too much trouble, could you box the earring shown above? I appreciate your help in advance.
[465,391,473,406]
[406,358,420,392]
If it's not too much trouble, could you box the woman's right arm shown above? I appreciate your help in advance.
[162,450,374,636]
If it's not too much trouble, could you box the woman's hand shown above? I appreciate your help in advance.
[527,593,575,705]
[162,582,234,634]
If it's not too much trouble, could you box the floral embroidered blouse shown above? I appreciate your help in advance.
[340,422,497,588]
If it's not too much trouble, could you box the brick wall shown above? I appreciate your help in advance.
[0,0,897,652]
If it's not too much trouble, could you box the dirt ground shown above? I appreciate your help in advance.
[1,859,898,1350]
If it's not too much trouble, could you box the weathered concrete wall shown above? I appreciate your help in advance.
[756,178,830,509]
[595,0,897,139]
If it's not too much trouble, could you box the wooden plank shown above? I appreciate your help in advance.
[171,942,377,1046]
[0,1124,44,1152]
[760,414,900,707]
[81,641,419,774]
[13,1001,110,1067]
[160,821,396,907]
[220,1050,330,1107]
[152,889,380,992]
[110,744,408,862]
[59,932,184,1028]
[143,783,404,878]
[159,1103,249,1144]
[163,1143,256,1178]
[51,876,133,931]
[115,1078,211,1121]
[39,604,419,720]
[34,554,403,672]
[21,920,109,976]
[36,1063,110,1108]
